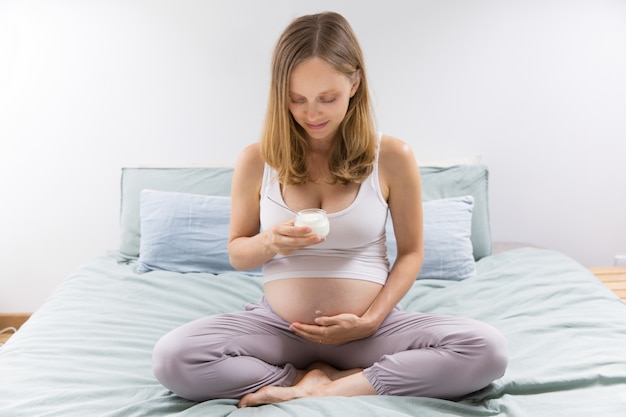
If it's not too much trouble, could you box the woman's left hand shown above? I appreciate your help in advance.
[289,313,378,345]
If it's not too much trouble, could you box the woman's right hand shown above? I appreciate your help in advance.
[264,220,325,256]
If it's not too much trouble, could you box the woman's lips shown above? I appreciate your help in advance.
[306,121,329,130]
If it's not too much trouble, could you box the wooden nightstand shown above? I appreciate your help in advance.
[589,267,626,302]
[0,313,31,345]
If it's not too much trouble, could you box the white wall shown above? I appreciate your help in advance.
[1,0,625,312]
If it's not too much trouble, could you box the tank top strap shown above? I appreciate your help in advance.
[369,132,387,207]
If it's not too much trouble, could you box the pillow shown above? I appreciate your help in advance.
[420,165,491,260]
[386,196,476,281]
[119,164,491,261]
[120,168,234,259]
[136,190,260,275]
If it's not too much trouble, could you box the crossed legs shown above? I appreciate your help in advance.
[152,300,508,405]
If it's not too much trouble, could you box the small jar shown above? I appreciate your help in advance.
[294,209,330,238]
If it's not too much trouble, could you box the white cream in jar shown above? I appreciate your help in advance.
[294,209,330,238]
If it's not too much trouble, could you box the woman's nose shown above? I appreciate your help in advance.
[304,102,320,119]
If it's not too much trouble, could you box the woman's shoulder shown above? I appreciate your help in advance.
[233,142,265,181]
[377,134,420,199]
[379,134,416,166]
[236,142,264,167]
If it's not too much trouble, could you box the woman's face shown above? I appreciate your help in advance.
[288,57,360,142]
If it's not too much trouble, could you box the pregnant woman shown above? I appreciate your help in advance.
[152,11,508,408]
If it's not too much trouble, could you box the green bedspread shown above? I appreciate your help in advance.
[1,248,625,416]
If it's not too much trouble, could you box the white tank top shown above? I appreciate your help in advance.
[259,135,390,284]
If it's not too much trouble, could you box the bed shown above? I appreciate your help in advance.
[1,164,625,417]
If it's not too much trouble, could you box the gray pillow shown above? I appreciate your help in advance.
[119,164,491,261]
[420,165,491,260]
[119,168,233,259]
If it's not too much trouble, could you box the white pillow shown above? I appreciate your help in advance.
[386,196,476,280]
[137,190,261,275]
[136,190,475,281]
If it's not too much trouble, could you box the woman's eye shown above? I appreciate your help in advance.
[290,98,305,104]
[320,97,336,104]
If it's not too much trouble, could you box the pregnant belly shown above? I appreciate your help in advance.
[264,278,383,324]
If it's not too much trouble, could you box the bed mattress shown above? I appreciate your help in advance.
[1,247,625,416]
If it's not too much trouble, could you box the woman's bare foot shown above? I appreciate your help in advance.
[306,362,363,381]
[238,369,331,408]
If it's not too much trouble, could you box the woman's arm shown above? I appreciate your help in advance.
[227,143,273,271]
[228,143,323,271]
[361,135,424,330]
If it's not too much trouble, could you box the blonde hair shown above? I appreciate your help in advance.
[260,12,377,185]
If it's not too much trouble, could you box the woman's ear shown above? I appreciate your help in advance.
[350,70,361,97]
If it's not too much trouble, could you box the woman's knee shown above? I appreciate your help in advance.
[473,321,509,380]
[152,331,188,389]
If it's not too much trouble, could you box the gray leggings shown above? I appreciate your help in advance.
[152,298,508,402]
